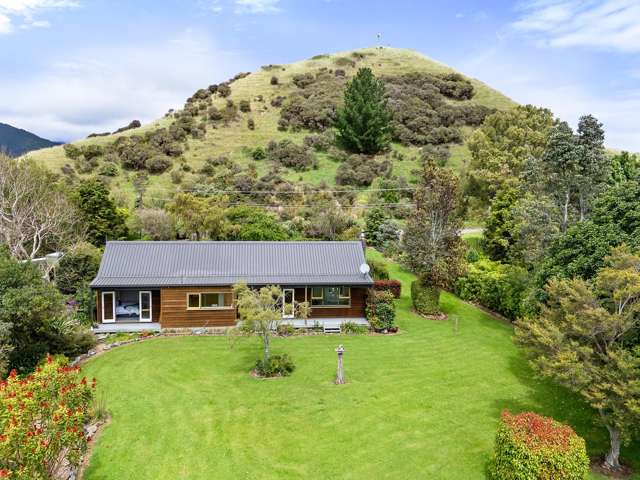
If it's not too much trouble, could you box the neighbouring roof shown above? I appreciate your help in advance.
[90,241,374,288]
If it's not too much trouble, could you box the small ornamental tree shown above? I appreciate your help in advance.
[404,159,466,314]
[233,283,309,376]
[490,410,589,480]
[0,355,96,479]
[336,67,392,154]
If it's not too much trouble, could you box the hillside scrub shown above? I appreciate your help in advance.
[383,72,493,146]
[335,154,391,186]
[266,139,316,171]
[279,71,344,131]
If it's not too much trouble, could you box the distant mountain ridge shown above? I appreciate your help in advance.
[0,122,61,157]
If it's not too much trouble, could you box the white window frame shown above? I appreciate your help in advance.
[139,291,152,322]
[282,288,295,319]
[102,291,116,323]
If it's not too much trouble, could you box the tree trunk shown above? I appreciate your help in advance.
[562,190,570,232]
[604,424,621,470]
[579,191,586,222]
[263,333,270,363]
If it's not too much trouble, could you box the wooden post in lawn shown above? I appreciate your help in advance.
[335,345,345,384]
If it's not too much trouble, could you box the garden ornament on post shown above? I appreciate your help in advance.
[335,344,345,384]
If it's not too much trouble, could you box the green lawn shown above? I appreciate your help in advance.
[82,251,639,479]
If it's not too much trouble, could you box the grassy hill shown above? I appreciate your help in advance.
[0,122,61,157]
[26,47,515,209]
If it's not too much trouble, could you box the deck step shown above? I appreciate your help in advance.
[323,325,342,334]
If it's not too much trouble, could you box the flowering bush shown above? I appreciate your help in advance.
[0,355,95,479]
[490,410,589,480]
[373,279,401,298]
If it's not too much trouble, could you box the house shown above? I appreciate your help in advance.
[90,241,374,333]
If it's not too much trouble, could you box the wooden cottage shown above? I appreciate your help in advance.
[90,241,374,333]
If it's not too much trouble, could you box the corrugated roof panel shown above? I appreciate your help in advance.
[90,241,374,287]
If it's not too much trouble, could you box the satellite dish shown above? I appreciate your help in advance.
[359,263,371,275]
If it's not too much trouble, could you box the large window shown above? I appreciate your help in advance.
[187,292,232,310]
[311,286,350,307]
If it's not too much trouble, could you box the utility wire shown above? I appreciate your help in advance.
[175,187,416,195]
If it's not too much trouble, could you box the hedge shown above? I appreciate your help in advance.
[490,411,589,480]
[373,279,401,298]
[454,259,529,320]
[411,280,440,315]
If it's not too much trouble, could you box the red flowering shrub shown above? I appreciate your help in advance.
[490,410,589,479]
[0,356,95,480]
[373,279,401,298]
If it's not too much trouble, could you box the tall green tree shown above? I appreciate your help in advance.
[72,178,128,246]
[516,245,640,470]
[336,68,392,154]
[539,121,581,232]
[467,105,554,200]
[404,159,465,313]
[576,114,608,220]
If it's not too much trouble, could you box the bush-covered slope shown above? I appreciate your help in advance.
[0,122,61,157]
[26,47,515,208]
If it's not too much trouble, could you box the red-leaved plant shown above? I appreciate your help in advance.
[490,410,589,479]
[0,355,95,480]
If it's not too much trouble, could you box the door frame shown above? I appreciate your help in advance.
[282,288,295,319]
[102,291,116,323]
[139,290,152,322]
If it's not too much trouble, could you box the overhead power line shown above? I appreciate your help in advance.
[176,186,417,195]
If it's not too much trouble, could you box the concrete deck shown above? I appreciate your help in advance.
[92,322,161,333]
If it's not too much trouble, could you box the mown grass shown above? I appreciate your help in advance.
[82,251,638,479]
[27,47,514,208]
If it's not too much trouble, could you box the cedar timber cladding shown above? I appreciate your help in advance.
[160,287,236,328]
[90,241,374,329]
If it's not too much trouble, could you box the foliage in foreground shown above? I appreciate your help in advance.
[0,356,96,480]
[515,245,640,470]
[0,248,95,376]
[490,410,589,480]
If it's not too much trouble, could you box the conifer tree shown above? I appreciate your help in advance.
[336,68,392,154]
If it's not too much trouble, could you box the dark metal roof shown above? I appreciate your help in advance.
[90,241,374,288]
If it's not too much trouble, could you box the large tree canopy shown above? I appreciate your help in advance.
[467,105,555,200]
[516,245,640,470]
[0,155,78,259]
